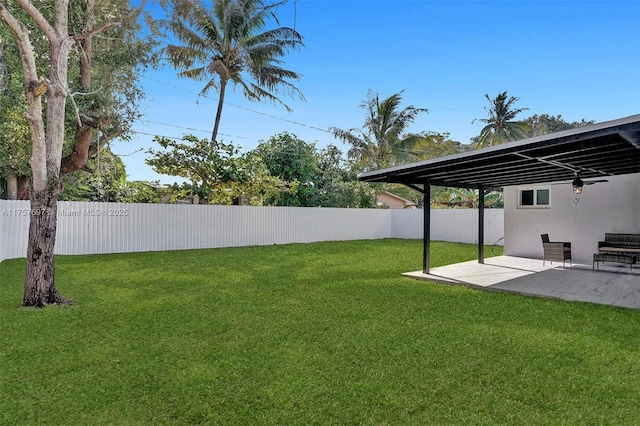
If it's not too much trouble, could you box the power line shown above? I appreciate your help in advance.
[95,57,335,139]
[112,148,144,157]
[139,69,333,135]
[128,130,345,160]
[88,29,335,139]
[136,118,247,139]
[130,131,253,153]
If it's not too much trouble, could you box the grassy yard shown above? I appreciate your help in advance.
[2,239,640,425]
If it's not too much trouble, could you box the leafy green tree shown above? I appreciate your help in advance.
[0,29,30,199]
[118,181,166,204]
[60,146,127,202]
[146,134,244,202]
[161,0,304,142]
[472,91,530,148]
[253,132,319,206]
[445,188,503,208]
[331,90,429,171]
[0,1,155,199]
[523,114,595,137]
[0,92,31,200]
[146,134,293,205]
[311,144,376,208]
[60,0,156,175]
[406,131,470,161]
[379,132,470,207]
[215,154,290,206]
[0,0,154,307]
[250,133,376,207]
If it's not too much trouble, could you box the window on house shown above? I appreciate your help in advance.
[518,188,550,208]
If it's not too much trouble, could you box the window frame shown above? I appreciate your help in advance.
[517,187,551,209]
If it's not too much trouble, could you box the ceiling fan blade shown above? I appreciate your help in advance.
[551,179,608,185]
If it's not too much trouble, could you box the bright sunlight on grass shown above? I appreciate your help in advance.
[2,239,640,424]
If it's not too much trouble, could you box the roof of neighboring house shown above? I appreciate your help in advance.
[377,191,417,207]
[359,114,640,190]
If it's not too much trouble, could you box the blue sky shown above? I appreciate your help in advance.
[118,0,640,182]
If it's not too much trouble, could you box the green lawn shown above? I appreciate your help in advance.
[2,239,640,425]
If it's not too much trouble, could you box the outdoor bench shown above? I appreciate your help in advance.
[593,233,640,271]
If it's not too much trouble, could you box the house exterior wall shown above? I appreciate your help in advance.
[504,173,640,264]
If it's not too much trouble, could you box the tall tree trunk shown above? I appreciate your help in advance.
[22,75,72,306]
[22,18,75,307]
[6,172,17,200]
[60,0,94,175]
[60,124,92,174]
[0,0,75,307]
[16,177,30,200]
[23,181,68,307]
[211,79,227,143]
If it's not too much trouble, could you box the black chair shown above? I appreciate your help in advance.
[541,234,572,267]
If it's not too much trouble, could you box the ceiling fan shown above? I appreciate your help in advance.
[553,171,608,195]
[518,154,610,194]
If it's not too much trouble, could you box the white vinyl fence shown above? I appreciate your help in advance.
[0,200,503,262]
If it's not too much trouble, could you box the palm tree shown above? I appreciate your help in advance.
[472,91,530,148]
[330,90,428,171]
[163,0,304,142]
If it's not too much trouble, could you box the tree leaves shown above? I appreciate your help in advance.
[161,0,304,142]
[145,132,375,207]
[330,90,429,172]
[472,91,530,148]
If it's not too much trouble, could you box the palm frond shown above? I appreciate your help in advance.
[335,90,428,168]
[473,91,529,147]
[178,66,210,82]
[330,127,366,149]
[246,27,304,47]
[195,78,220,98]
[164,0,305,141]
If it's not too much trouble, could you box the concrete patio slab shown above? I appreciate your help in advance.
[404,256,640,309]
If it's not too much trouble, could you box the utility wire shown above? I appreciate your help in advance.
[140,71,332,134]
[129,130,344,160]
[88,34,334,139]
[93,57,335,139]
[137,118,247,139]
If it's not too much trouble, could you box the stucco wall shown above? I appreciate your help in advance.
[504,173,640,264]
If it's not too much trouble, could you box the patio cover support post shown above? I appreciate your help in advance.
[423,180,431,274]
[478,185,485,264]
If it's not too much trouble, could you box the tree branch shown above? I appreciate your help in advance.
[16,0,58,43]
[72,22,119,41]
[0,2,47,190]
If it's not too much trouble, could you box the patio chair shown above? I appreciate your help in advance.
[541,234,572,267]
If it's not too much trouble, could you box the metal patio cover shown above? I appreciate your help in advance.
[358,114,640,189]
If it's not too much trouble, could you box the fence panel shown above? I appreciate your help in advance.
[1,200,31,262]
[390,208,504,245]
[0,200,503,262]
